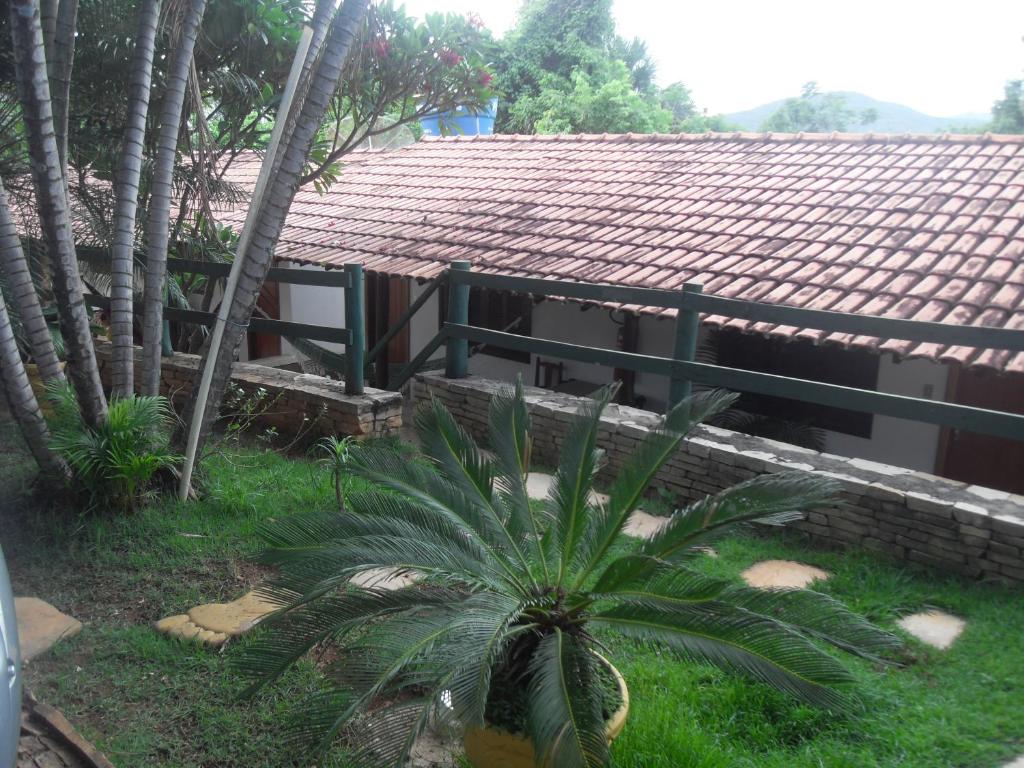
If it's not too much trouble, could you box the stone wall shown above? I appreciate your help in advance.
[95,341,402,439]
[412,373,1024,585]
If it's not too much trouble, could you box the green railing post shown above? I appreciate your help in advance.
[445,261,471,378]
[344,263,365,395]
[669,282,703,411]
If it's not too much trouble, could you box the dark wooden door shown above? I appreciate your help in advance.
[247,281,281,360]
[941,368,1024,494]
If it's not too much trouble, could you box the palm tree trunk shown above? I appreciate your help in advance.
[39,0,57,61]
[177,0,369,457]
[50,0,77,177]
[0,176,63,382]
[140,0,207,396]
[0,285,67,478]
[9,0,107,428]
[109,0,161,398]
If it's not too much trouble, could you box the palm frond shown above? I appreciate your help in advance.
[592,602,854,709]
[526,629,608,768]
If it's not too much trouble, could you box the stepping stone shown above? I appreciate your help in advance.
[526,472,554,500]
[350,567,418,590]
[741,560,830,589]
[155,590,279,647]
[897,610,966,650]
[622,509,668,538]
[1001,757,1024,768]
[14,597,82,661]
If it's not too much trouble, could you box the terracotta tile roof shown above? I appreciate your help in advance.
[215,132,1024,373]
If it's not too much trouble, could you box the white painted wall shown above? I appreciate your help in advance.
[278,264,347,355]
[824,355,948,472]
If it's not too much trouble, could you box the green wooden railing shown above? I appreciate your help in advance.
[84,258,368,395]
[393,264,1024,442]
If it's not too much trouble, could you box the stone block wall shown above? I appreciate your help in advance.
[412,373,1024,585]
[95,341,402,439]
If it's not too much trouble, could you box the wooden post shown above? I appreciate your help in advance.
[344,263,365,395]
[445,260,471,378]
[669,282,702,411]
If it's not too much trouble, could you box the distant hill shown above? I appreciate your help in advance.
[725,92,990,134]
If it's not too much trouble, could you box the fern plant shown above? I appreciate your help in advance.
[46,382,181,511]
[239,383,899,767]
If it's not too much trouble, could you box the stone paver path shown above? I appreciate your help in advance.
[19,693,114,768]
[897,610,966,650]
[15,598,82,661]
[155,591,279,647]
[1001,756,1024,768]
[741,560,830,589]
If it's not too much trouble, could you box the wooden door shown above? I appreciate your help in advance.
[247,281,281,360]
[941,368,1024,494]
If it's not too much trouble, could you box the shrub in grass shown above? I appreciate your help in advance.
[239,383,900,767]
[47,382,181,511]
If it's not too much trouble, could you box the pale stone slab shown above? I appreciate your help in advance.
[155,591,279,647]
[741,560,830,589]
[526,472,554,500]
[897,610,966,650]
[14,597,82,661]
[622,510,668,538]
[1001,756,1024,768]
[350,567,418,590]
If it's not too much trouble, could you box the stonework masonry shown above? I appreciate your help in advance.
[412,373,1024,585]
[94,341,402,439]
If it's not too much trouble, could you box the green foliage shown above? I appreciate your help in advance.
[46,382,180,511]
[761,82,878,133]
[991,79,1024,134]
[495,0,725,135]
[317,434,356,512]
[238,381,899,766]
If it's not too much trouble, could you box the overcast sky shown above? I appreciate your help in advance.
[398,0,1024,118]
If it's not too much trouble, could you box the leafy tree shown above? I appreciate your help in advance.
[494,0,725,136]
[239,383,899,766]
[761,82,877,133]
[534,61,671,134]
[991,79,1024,133]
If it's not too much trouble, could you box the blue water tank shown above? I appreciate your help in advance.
[420,99,498,137]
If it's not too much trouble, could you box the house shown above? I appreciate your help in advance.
[214,132,1024,492]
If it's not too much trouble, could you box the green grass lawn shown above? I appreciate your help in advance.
[3,417,1022,768]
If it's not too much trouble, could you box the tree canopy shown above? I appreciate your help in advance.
[493,0,726,135]
[761,82,878,133]
[991,79,1024,134]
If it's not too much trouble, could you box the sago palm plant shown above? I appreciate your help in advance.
[239,383,899,767]
[46,382,181,511]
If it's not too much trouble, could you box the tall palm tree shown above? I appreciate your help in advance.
[140,0,208,396]
[9,0,107,428]
[109,0,162,398]
[0,176,63,382]
[178,0,369,458]
[0,286,67,477]
[49,0,77,177]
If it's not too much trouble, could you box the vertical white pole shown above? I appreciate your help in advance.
[177,26,313,499]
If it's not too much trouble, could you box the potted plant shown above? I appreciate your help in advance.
[239,383,899,767]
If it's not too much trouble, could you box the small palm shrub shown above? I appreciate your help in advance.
[240,383,899,767]
[47,382,181,511]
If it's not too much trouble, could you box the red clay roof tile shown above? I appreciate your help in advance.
[213,132,1024,372]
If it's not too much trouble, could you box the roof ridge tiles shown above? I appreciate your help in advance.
[420,131,1024,146]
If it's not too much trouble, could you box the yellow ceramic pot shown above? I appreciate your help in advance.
[463,653,629,768]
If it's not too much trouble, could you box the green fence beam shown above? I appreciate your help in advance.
[344,263,365,395]
[443,323,1024,442]
[669,283,703,410]
[445,261,471,378]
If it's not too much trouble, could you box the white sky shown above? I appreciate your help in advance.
[397,0,1024,118]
